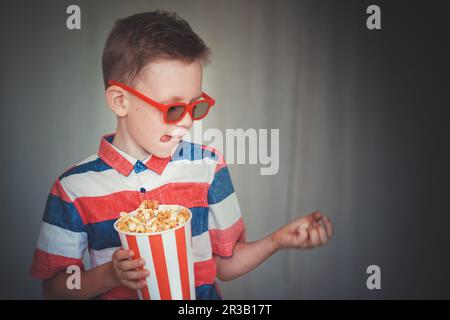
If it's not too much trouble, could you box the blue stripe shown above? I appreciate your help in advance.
[190,206,208,237]
[208,167,234,205]
[171,141,218,162]
[42,194,87,233]
[59,157,112,180]
[86,219,120,251]
[196,283,222,300]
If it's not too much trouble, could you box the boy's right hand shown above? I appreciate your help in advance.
[111,248,150,290]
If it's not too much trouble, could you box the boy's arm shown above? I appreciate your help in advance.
[43,248,149,299]
[214,234,277,281]
[43,261,118,300]
[215,211,333,281]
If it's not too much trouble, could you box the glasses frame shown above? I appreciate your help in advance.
[108,80,216,124]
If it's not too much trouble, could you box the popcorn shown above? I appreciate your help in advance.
[116,200,191,233]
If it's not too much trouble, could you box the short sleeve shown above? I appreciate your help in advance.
[30,179,88,280]
[207,150,246,257]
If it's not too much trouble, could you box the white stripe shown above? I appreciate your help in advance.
[120,235,141,299]
[170,158,217,166]
[137,285,143,300]
[208,192,243,230]
[89,247,118,268]
[119,235,142,300]
[136,235,160,300]
[60,168,125,201]
[36,222,87,259]
[162,231,183,299]
[138,158,215,185]
[60,159,216,200]
[192,231,212,262]
[185,221,196,299]
[118,233,128,251]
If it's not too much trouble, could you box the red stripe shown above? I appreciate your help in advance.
[175,226,190,299]
[50,179,72,203]
[101,286,137,300]
[148,234,172,299]
[73,182,208,224]
[75,190,139,224]
[209,218,246,257]
[126,235,150,300]
[194,258,217,287]
[30,248,84,280]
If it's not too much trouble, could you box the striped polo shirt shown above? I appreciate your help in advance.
[30,133,246,300]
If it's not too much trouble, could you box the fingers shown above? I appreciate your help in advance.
[116,266,150,290]
[295,225,309,247]
[281,212,334,250]
[122,279,148,290]
[300,213,333,248]
[311,211,323,221]
[322,216,334,239]
[307,212,333,239]
[299,211,322,227]
[113,249,134,261]
[113,249,145,271]
[122,269,150,281]
[112,248,150,290]
[316,223,328,245]
[307,228,320,247]
[119,258,146,271]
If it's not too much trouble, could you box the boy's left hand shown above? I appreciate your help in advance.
[271,211,333,250]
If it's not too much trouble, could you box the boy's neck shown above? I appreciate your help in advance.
[111,122,151,161]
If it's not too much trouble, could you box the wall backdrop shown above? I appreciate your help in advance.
[1,0,449,299]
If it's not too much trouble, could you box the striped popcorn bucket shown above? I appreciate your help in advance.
[114,205,196,300]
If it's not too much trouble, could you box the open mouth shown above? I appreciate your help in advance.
[160,135,183,143]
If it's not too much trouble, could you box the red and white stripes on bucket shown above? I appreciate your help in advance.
[115,206,195,300]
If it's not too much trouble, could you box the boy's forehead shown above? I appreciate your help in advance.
[135,59,203,102]
[140,58,202,80]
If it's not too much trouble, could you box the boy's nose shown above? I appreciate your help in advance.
[176,111,193,128]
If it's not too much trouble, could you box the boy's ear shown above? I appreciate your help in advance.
[105,86,130,117]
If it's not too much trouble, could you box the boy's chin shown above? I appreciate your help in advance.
[150,141,180,159]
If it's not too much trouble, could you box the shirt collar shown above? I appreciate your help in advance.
[98,133,173,176]
[110,143,151,165]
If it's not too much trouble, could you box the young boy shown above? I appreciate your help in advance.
[30,10,333,300]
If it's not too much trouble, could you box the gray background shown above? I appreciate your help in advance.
[0,0,449,299]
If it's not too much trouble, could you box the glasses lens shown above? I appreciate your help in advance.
[192,101,210,119]
[167,105,186,122]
